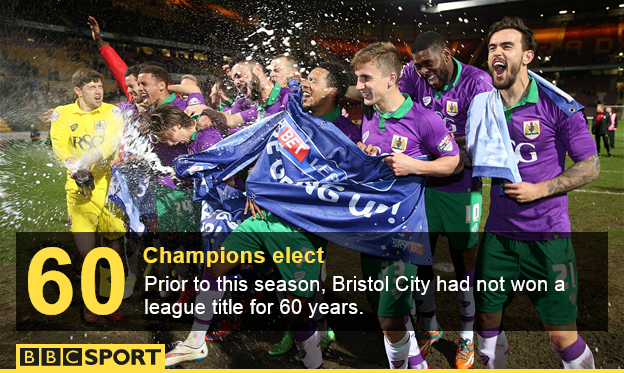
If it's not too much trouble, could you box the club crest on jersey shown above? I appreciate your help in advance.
[187,97,201,106]
[438,134,454,152]
[70,124,78,131]
[422,96,432,106]
[446,100,458,117]
[112,107,122,117]
[391,134,408,153]
[94,121,106,132]
[523,120,540,140]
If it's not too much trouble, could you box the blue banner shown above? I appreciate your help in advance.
[175,97,432,265]
[200,183,249,253]
[108,165,151,238]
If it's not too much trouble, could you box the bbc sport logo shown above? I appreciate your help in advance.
[17,344,164,371]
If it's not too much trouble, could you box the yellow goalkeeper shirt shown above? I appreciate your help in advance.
[50,100,123,194]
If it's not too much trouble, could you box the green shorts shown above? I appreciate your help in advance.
[361,253,418,318]
[156,184,201,232]
[425,188,482,250]
[474,231,578,326]
[221,212,327,298]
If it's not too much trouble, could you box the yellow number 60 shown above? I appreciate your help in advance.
[28,247,124,316]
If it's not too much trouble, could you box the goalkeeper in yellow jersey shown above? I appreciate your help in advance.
[50,68,126,323]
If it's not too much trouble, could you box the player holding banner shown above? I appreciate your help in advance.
[50,68,125,323]
[352,42,463,369]
[471,17,599,368]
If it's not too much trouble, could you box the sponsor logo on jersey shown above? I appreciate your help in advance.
[511,140,538,164]
[51,111,59,123]
[362,130,370,143]
[187,97,201,106]
[523,119,541,140]
[279,125,310,162]
[94,121,106,132]
[446,100,459,117]
[112,107,122,117]
[423,96,432,106]
[391,134,408,153]
[73,134,104,150]
[70,124,78,131]
[438,134,454,152]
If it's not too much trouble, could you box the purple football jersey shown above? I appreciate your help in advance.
[186,92,205,107]
[484,79,597,241]
[333,115,362,144]
[362,97,459,160]
[186,127,224,154]
[399,58,492,193]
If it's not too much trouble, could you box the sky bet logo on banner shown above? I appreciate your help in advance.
[17,344,164,371]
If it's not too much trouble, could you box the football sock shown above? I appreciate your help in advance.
[476,325,508,368]
[384,331,410,369]
[185,328,209,349]
[458,267,475,341]
[193,271,225,329]
[552,334,595,369]
[293,320,323,369]
[414,272,437,332]
[406,316,428,369]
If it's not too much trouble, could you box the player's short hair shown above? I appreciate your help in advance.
[214,78,236,99]
[273,55,298,70]
[148,104,194,139]
[350,42,403,77]
[318,61,354,103]
[181,74,199,85]
[125,64,143,78]
[72,68,103,89]
[138,65,170,85]
[487,16,537,52]
[412,31,447,53]
[234,57,261,68]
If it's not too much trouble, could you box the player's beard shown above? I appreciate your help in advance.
[490,57,521,90]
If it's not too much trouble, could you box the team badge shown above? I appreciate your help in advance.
[438,134,454,152]
[422,96,432,106]
[391,134,408,153]
[112,107,121,117]
[446,100,458,117]
[362,131,370,143]
[70,124,78,131]
[523,120,540,140]
[51,111,59,122]
[187,97,201,106]
[95,120,106,132]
